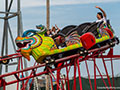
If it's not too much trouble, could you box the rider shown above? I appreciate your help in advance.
[95,6,107,25]
[95,6,108,37]
[51,24,60,36]
[46,29,52,37]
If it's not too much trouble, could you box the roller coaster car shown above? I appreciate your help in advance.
[15,22,119,64]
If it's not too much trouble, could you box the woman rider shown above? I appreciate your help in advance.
[96,6,107,25]
[95,6,109,37]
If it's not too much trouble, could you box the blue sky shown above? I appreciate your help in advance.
[0,0,120,77]
[21,1,120,33]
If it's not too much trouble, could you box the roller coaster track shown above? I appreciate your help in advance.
[0,41,120,90]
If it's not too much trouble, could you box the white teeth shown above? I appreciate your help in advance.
[21,41,24,44]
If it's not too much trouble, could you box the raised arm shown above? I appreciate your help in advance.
[55,24,60,32]
[96,6,107,18]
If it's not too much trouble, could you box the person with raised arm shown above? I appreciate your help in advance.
[95,6,107,24]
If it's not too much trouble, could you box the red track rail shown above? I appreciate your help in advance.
[0,43,120,90]
[0,53,22,62]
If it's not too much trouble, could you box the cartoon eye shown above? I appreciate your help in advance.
[27,32,36,37]
[22,30,38,37]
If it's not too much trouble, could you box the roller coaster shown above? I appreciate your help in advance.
[0,20,120,90]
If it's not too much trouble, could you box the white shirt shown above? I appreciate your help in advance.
[96,17,107,24]
[51,30,59,35]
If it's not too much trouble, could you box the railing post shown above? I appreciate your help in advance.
[77,58,83,90]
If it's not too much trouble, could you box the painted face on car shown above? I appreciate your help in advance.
[15,30,43,61]
[15,29,56,63]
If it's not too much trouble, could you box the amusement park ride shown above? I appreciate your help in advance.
[0,0,120,90]
[0,22,120,90]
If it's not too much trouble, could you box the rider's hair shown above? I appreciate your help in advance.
[97,12,103,18]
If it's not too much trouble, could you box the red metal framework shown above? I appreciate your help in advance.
[0,46,120,90]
